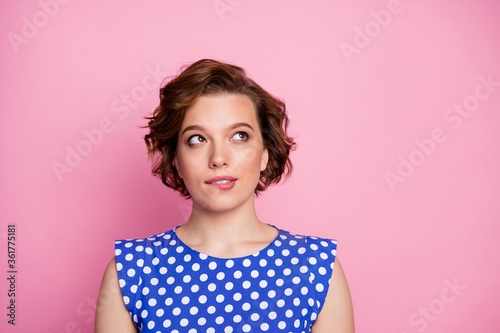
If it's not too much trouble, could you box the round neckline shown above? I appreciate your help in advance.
[172,223,281,261]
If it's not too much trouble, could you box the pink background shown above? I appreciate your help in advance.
[1,0,499,332]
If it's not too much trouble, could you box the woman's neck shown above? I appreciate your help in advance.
[175,199,278,258]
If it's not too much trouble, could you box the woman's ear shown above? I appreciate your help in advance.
[174,156,183,178]
[260,148,269,172]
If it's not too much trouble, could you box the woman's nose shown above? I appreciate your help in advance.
[209,141,230,168]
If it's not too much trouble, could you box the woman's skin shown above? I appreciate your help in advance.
[94,94,355,332]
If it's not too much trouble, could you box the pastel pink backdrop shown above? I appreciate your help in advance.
[1,0,499,332]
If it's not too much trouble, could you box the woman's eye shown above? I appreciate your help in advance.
[233,132,249,141]
[187,135,206,145]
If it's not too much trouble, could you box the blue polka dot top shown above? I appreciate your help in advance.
[114,225,337,332]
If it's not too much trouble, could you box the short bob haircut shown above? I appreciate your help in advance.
[143,59,296,198]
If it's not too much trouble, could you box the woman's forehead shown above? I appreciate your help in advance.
[182,94,259,128]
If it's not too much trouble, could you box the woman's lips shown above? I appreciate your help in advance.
[205,176,237,184]
[205,176,237,190]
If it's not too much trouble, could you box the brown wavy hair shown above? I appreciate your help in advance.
[143,59,296,198]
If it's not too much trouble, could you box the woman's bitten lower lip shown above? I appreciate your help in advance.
[206,179,237,190]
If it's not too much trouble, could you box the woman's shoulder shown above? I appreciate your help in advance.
[115,227,176,243]
[114,227,177,249]
[274,226,338,272]
[277,227,338,249]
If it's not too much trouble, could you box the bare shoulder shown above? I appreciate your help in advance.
[95,257,138,333]
[311,257,355,333]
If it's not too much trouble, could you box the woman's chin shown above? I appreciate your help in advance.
[192,196,249,214]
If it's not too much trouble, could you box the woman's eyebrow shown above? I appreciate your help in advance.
[181,122,254,136]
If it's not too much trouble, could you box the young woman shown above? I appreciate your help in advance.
[95,59,354,332]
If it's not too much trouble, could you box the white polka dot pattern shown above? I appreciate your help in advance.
[115,225,337,332]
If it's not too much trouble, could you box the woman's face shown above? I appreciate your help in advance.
[174,94,268,213]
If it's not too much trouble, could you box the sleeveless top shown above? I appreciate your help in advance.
[115,225,337,333]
